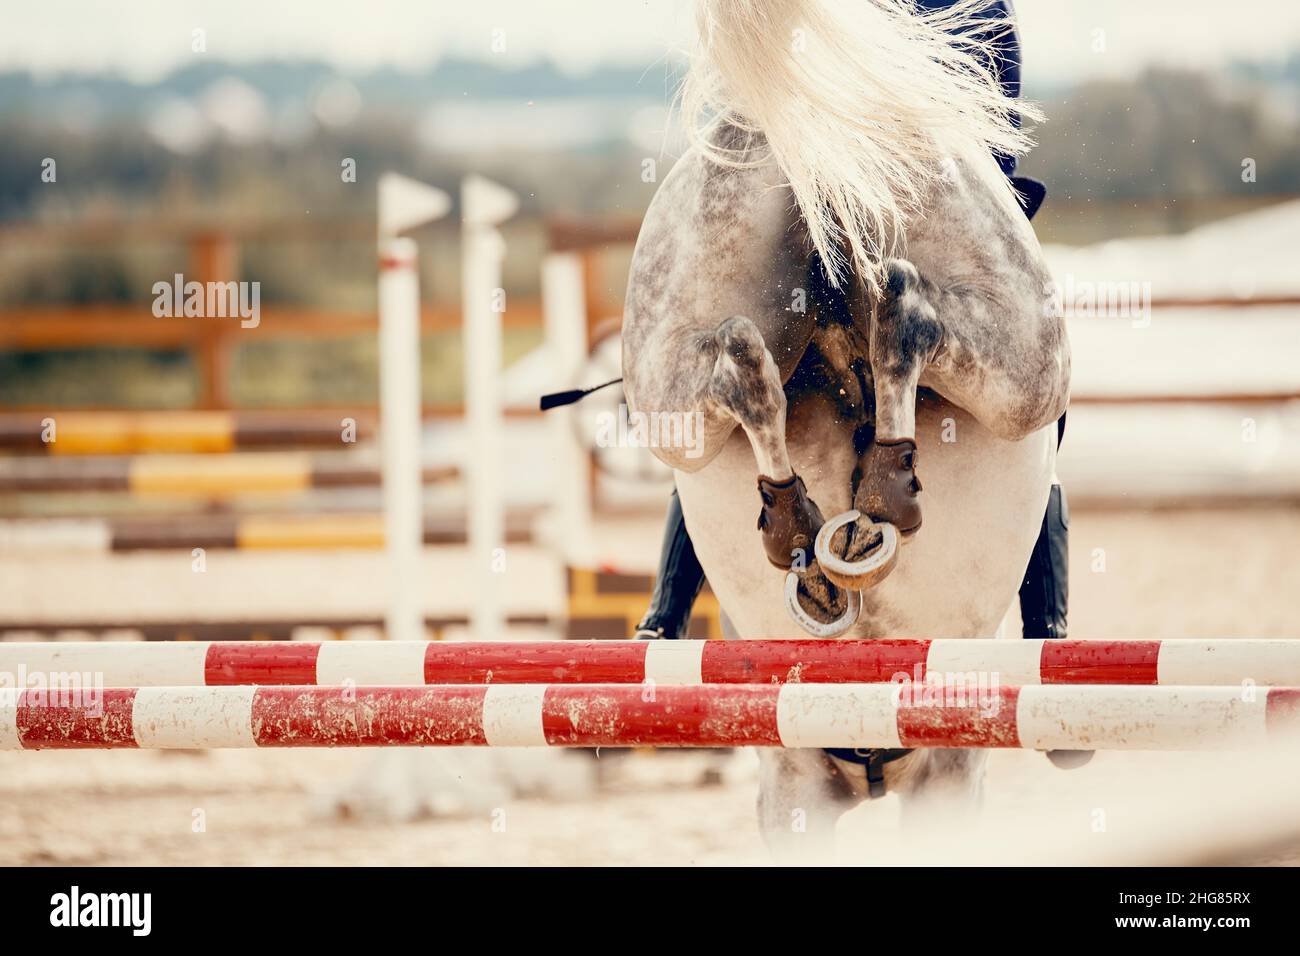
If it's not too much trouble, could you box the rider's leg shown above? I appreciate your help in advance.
[1019,483,1068,639]
[1019,415,1068,640]
[634,488,706,640]
[1022,415,1089,767]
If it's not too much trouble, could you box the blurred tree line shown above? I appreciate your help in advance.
[1023,68,1300,199]
[1,59,1296,226]
[1,57,1297,407]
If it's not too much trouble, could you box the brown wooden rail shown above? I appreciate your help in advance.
[3,214,1299,413]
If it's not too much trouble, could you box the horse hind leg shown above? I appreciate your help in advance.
[859,260,936,530]
[707,316,861,634]
[707,316,794,486]
[860,252,1069,524]
[817,260,937,587]
[810,264,934,591]
[824,254,1069,581]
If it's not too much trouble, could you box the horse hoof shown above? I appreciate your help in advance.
[783,571,861,637]
[814,510,900,591]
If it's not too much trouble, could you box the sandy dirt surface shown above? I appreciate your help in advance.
[0,506,1297,866]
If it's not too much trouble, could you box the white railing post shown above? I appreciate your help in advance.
[377,173,450,642]
[541,252,596,568]
[462,175,518,641]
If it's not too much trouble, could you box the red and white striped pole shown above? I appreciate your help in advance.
[2,683,1298,751]
[2,639,1297,688]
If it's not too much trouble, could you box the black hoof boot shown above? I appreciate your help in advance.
[634,488,706,640]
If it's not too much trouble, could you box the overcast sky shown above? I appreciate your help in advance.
[4,1,1299,85]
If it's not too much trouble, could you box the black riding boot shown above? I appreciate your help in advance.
[1018,416,1090,768]
[634,488,707,640]
[1018,483,1069,640]
[1019,412,1069,640]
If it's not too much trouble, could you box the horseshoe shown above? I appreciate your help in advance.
[783,570,861,637]
[814,509,900,591]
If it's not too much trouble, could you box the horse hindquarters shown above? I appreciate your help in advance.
[676,390,1054,850]
[879,152,1071,447]
[849,155,1069,538]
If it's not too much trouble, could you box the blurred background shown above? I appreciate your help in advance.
[0,1,1299,865]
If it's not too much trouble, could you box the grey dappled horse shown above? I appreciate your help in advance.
[623,0,1069,858]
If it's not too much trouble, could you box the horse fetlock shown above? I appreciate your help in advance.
[756,473,825,571]
[854,438,923,536]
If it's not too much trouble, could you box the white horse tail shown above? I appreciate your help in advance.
[682,0,1040,292]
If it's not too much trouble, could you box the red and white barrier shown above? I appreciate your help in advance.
[2,639,1297,687]
[1,683,1297,751]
